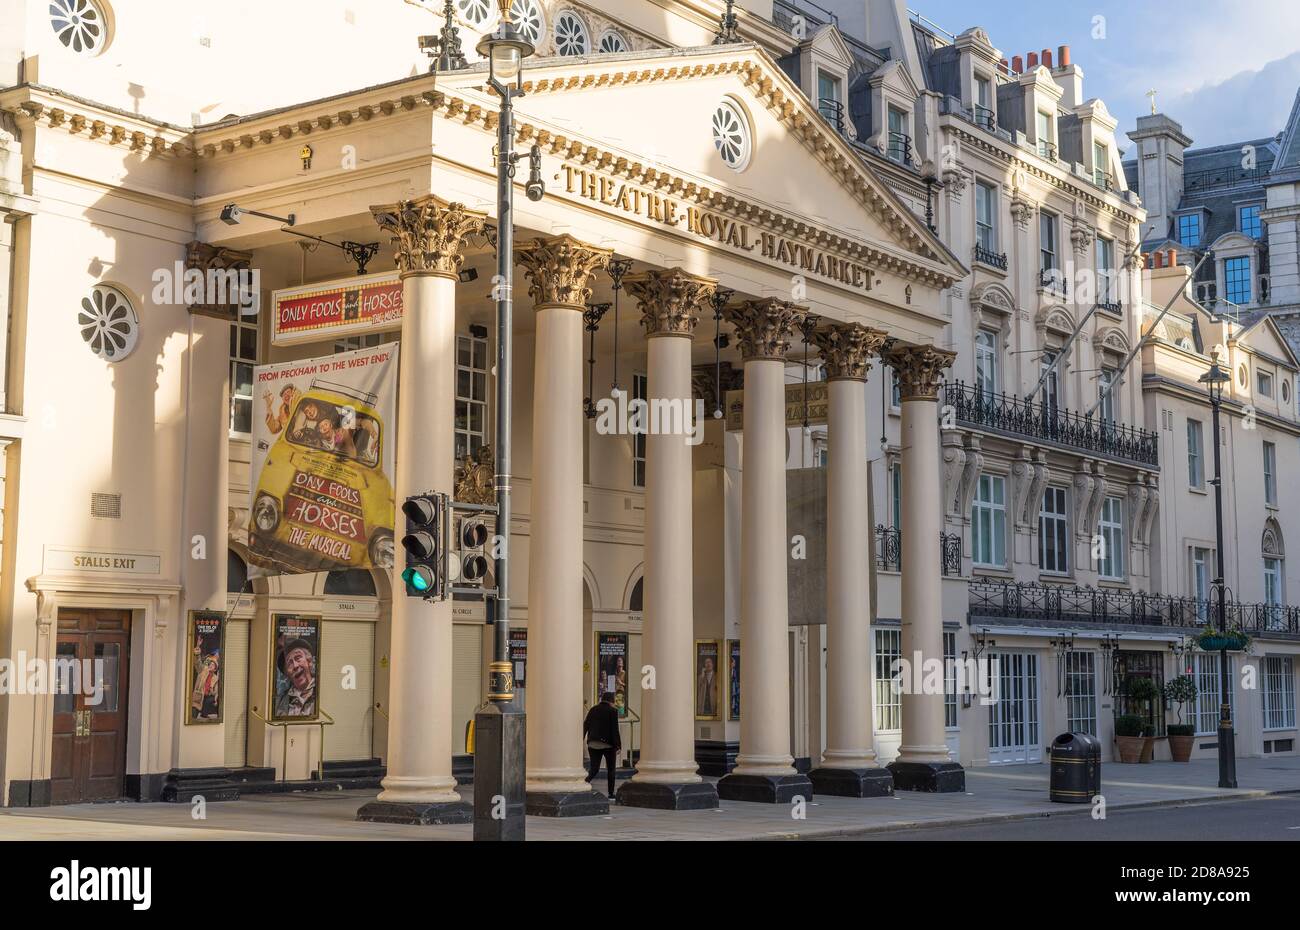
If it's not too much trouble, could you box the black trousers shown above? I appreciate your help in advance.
[586,747,618,794]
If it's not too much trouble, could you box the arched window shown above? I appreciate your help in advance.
[324,569,377,597]
[1263,522,1284,629]
[628,577,643,612]
[227,550,249,594]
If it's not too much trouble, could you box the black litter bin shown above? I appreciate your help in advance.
[1049,732,1101,803]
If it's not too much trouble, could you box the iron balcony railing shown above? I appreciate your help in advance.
[1038,266,1068,295]
[971,104,996,132]
[943,381,1160,466]
[887,131,914,166]
[969,580,1300,638]
[1098,298,1123,315]
[974,244,1008,270]
[818,97,845,133]
[1093,169,1114,192]
[874,525,962,576]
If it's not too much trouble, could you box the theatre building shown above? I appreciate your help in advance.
[0,0,1296,814]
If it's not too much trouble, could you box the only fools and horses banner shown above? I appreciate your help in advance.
[247,343,399,575]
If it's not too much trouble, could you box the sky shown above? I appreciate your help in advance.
[901,0,1300,152]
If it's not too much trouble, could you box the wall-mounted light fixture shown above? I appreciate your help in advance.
[220,203,296,227]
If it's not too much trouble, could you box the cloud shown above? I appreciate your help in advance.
[1122,52,1300,148]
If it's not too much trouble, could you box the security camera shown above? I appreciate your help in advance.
[220,204,242,226]
[526,178,545,202]
[525,144,545,202]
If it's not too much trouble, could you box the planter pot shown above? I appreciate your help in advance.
[1198,634,1248,652]
[1138,736,1156,763]
[1115,735,1144,763]
[1168,734,1195,763]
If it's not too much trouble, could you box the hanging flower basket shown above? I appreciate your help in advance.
[1196,629,1250,652]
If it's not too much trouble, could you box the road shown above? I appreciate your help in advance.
[818,794,1300,840]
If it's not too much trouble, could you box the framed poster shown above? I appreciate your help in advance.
[509,628,528,688]
[270,614,321,722]
[695,639,721,720]
[595,631,629,717]
[727,639,741,721]
[185,610,225,725]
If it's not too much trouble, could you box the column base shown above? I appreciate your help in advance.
[355,799,473,825]
[808,766,894,798]
[887,760,966,793]
[716,772,813,804]
[524,789,610,817]
[616,780,720,811]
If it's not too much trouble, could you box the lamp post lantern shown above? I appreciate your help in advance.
[472,0,539,842]
[1198,350,1236,789]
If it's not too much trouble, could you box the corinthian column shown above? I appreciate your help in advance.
[517,234,612,816]
[883,342,965,792]
[716,298,814,803]
[808,323,895,798]
[616,269,720,811]
[358,195,485,825]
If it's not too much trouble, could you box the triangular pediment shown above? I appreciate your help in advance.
[446,44,965,287]
[805,24,854,71]
[1238,315,1300,370]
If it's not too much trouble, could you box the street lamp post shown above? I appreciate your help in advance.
[1198,350,1237,789]
[472,0,540,842]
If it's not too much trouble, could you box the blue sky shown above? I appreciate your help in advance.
[906,0,1300,151]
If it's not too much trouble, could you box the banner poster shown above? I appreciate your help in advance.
[270,271,403,346]
[695,639,721,720]
[247,344,398,575]
[185,610,225,725]
[595,632,629,717]
[509,628,528,688]
[271,614,321,722]
[727,639,741,721]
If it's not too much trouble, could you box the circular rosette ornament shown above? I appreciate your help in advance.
[78,284,139,362]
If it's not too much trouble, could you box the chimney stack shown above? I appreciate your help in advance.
[1011,54,1023,72]
[1041,48,1053,69]
[1026,51,1039,69]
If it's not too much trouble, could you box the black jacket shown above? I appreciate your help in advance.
[583,701,622,750]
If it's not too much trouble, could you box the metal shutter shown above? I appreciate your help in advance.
[452,623,482,755]
[223,620,249,768]
[321,621,375,761]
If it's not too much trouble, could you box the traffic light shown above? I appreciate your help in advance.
[400,493,444,599]
[457,516,491,585]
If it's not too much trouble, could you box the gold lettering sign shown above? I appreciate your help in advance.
[562,166,873,293]
[724,382,830,431]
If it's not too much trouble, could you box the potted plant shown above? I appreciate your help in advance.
[1124,675,1161,762]
[1164,674,1197,762]
[1114,714,1146,763]
[1196,625,1250,652]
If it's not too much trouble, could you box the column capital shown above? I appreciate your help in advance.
[812,323,889,382]
[884,342,956,400]
[371,195,487,279]
[722,298,808,361]
[516,234,612,309]
[625,267,716,337]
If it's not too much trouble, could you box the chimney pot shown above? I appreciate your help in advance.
[1058,45,1071,67]
[1027,51,1039,69]
[1011,55,1024,72]
[1041,49,1053,69]
[1167,248,1178,267]
[1157,252,1167,269]
[1000,58,1009,74]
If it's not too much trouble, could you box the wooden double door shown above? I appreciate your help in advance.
[51,609,131,804]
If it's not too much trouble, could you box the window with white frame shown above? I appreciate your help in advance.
[890,367,902,408]
[874,628,902,731]
[1193,653,1232,735]
[1096,236,1115,303]
[1097,496,1123,579]
[972,474,1007,568]
[1262,656,1296,730]
[944,631,957,729]
[229,320,258,435]
[1193,546,1212,622]
[1187,419,1204,488]
[1258,369,1274,398]
[975,181,997,253]
[1065,651,1097,735]
[1264,557,1283,606]
[887,106,910,163]
[1036,110,1054,159]
[975,329,998,395]
[1098,367,1116,425]
[1039,210,1058,275]
[455,331,489,464]
[1264,440,1277,505]
[890,462,903,529]
[334,331,384,354]
[1040,350,1060,414]
[1039,487,1069,574]
[1093,141,1110,187]
[632,373,647,488]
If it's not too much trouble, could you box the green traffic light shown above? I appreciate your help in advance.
[402,567,432,592]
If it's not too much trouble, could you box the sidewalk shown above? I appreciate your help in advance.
[3,756,1298,841]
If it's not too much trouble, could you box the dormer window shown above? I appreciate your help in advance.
[974,74,995,130]
[1093,141,1111,190]
[817,70,845,133]
[887,106,912,164]
[1240,204,1263,239]
[1177,213,1201,248]
[1036,110,1056,161]
[1225,256,1252,305]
